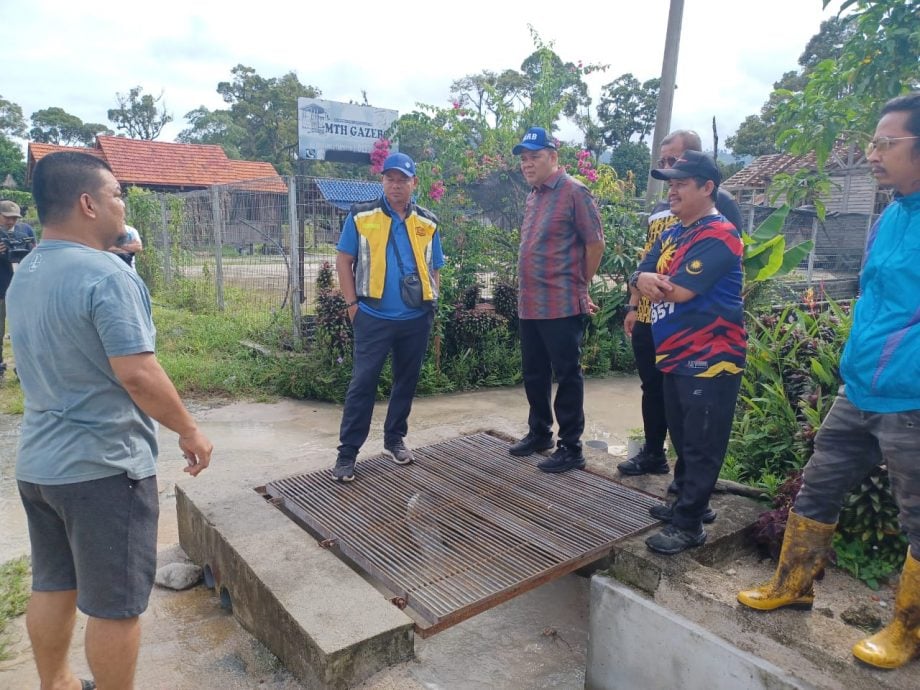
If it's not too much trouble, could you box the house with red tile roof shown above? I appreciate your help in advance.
[27,136,286,193]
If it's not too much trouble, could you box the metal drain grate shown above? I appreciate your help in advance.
[263,432,661,636]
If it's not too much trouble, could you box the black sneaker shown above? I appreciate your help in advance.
[537,446,586,474]
[645,524,706,555]
[649,502,717,524]
[617,446,669,476]
[509,432,555,457]
[384,439,414,465]
[332,456,356,482]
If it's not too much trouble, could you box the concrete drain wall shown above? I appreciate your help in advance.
[586,577,813,690]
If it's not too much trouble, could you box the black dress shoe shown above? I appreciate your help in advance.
[509,432,554,457]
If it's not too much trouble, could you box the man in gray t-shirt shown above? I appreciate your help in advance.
[8,151,213,690]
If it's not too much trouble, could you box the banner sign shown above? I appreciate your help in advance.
[297,98,398,161]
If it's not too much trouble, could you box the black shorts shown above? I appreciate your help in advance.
[18,472,159,619]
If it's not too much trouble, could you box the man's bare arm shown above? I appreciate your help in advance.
[109,353,212,476]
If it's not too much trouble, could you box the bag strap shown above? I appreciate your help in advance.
[387,226,411,277]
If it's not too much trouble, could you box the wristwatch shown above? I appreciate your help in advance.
[629,271,641,288]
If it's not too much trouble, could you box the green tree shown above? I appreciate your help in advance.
[0,96,27,139]
[107,86,173,140]
[608,141,651,194]
[775,0,918,167]
[177,107,246,159]
[29,107,111,146]
[0,135,26,187]
[449,69,529,128]
[726,15,856,158]
[189,65,322,174]
[595,73,660,150]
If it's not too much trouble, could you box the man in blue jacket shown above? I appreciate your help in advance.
[738,92,920,670]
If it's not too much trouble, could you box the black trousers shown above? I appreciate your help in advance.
[631,321,668,453]
[338,309,433,459]
[519,316,587,450]
[664,373,742,531]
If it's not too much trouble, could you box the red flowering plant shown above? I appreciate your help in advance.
[369,138,391,175]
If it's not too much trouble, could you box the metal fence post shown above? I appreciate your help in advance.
[287,175,302,340]
[209,185,226,310]
[158,195,172,286]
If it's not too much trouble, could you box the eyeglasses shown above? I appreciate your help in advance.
[656,156,678,168]
[865,136,920,155]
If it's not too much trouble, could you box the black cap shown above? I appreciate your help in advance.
[651,150,721,186]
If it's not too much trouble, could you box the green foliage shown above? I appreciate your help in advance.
[29,106,111,146]
[107,86,173,140]
[834,466,908,588]
[0,135,26,188]
[125,188,187,295]
[742,205,815,291]
[726,299,851,488]
[775,0,918,168]
[0,190,33,213]
[595,73,659,149]
[179,65,321,174]
[0,555,31,661]
[0,96,27,138]
[608,142,651,195]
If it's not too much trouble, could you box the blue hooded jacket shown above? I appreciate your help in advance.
[841,191,920,412]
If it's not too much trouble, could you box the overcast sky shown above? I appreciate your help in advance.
[6,0,845,153]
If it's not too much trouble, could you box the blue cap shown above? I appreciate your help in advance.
[382,152,416,177]
[512,126,557,155]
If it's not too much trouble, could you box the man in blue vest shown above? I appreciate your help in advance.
[332,152,445,482]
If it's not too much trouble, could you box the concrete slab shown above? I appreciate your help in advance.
[177,469,414,689]
[587,576,812,690]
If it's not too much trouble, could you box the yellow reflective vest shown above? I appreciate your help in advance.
[351,199,440,303]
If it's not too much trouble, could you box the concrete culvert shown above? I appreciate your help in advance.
[203,563,215,589]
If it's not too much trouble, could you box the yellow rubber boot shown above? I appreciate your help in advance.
[737,511,836,611]
[852,550,920,669]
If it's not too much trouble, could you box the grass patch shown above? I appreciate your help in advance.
[0,555,30,661]
[152,304,281,399]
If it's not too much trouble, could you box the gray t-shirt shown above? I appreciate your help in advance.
[8,240,158,485]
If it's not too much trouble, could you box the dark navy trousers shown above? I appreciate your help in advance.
[337,309,433,459]
[665,373,742,531]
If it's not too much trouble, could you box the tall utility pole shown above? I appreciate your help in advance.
[644,0,685,209]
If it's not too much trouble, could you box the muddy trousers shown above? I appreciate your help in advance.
[794,388,920,559]
[338,309,433,459]
[664,373,741,531]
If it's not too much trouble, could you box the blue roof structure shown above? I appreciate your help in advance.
[314,178,382,211]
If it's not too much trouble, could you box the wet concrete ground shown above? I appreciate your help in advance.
[0,377,643,689]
